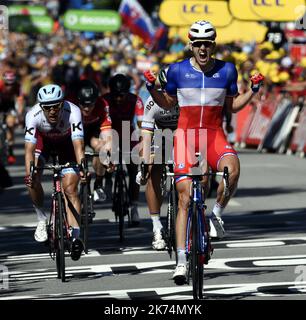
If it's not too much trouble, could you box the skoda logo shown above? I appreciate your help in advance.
[67,13,78,26]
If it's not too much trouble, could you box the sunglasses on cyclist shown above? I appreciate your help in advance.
[40,102,62,111]
[191,40,215,48]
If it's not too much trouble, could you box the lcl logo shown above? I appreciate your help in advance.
[182,4,212,14]
[253,0,285,6]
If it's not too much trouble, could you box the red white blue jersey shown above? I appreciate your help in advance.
[165,58,238,130]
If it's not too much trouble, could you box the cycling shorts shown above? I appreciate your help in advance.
[35,132,78,176]
[173,128,237,183]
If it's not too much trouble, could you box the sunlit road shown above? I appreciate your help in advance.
[1,130,306,300]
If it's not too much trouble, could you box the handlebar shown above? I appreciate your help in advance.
[30,161,81,178]
[167,166,230,197]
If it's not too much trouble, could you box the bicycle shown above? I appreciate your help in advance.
[79,152,99,254]
[30,157,81,282]
[167,159,229,300]
[163,163,178,262]
[112,155,130,242]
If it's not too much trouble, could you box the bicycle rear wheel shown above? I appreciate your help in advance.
[56,193,66,282]
[191,202,203,300]
[113,173,125,242]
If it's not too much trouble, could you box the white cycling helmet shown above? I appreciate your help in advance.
[188,20,216,41]
[37,84,64,105]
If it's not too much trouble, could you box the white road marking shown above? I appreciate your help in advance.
[1,281,306,300]
[7,261,176,281]
[227,241,285,248]
[254,258,306,267]
[228,199,241,207]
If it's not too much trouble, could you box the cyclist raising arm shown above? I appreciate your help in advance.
[144,20,264,283]
[24,84,85,261]
[139,68,180,250]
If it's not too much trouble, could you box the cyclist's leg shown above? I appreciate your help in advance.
[217,155,240,206]
[208,129,239,238]
[172,129,194,280]
[62,172,81,232]
[173,178,191,281]
[28,151,48,242]
[62,171,84,260]
[145,164,166,249]
[90,136,107,201]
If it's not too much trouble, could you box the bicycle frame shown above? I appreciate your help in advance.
[30,158,79,282]
[167,166,229,299]
[112,161,130,242]
[186,178,207,258]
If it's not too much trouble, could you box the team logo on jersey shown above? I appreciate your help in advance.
[185,73,196,79]
[213,73,220,78]
[72,122,82,132]
[178,163,185,169]
[25,127,34,136]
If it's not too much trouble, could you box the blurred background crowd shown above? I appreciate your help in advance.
[1,0,305,109]
[0,0,306,193]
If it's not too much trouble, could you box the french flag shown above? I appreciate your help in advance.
[119,0,155,45]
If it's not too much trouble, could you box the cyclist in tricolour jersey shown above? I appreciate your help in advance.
[144,20,264,283]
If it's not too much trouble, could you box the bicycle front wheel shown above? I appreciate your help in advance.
[56,193,66,282]
[191,202,203,300]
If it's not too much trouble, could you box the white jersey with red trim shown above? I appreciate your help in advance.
[24,101,84,144]
[165,58,238,130]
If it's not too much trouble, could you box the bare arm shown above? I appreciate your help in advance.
[227,89,257,113]
[149,88,178,110]
[72,139,85,164]
[25,142,36,175]
[140,131,153,164]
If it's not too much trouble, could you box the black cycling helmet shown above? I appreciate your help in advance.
[109,74,131,95]
[77,79,99,105]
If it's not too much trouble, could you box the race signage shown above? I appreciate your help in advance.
[229,0,306,21]
[64,10,121,32]
[169,20,267,43]
[8,5,46,16]
[9,15,54,34]
[159,1,232,27]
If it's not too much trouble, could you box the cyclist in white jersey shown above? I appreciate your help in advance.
[24,84,85,261]
[138,68,180,250]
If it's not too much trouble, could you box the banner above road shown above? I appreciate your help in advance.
[169,20,268,43]
[64,10,121,32]
[9,16,54,34]
[229,0,306,21]
[159,1,232,27]
[8,5,46,16]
